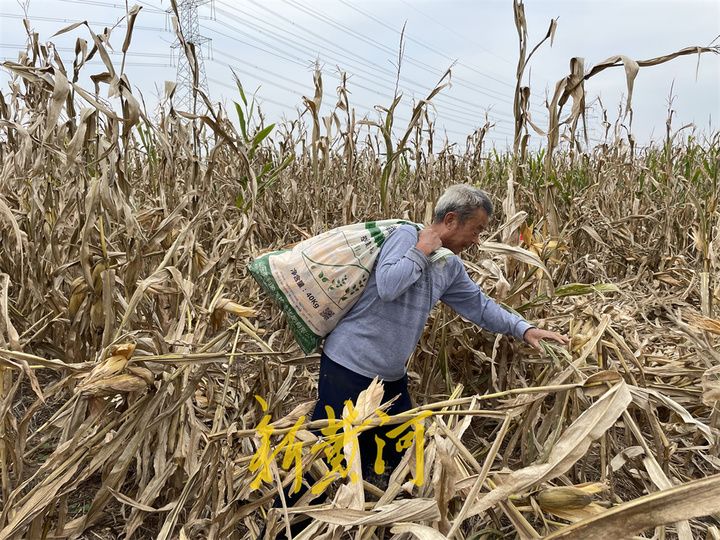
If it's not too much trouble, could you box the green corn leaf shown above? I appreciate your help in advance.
[233,100,248,142]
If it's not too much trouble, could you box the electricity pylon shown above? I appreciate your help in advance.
[170,0,213,112]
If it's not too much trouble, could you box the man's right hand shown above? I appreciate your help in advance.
[416,229,443,256]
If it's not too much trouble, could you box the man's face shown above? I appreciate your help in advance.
[442,208,490,255]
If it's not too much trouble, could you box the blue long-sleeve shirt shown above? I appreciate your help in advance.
[323,224,533,381]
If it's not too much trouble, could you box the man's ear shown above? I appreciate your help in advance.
[443,212,457,228]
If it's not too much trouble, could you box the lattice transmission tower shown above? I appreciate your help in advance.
[169,0,213,112]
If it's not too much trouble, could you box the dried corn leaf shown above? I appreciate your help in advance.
[542,473,720,540]
[347,377,386,423]
[270,401,314,429]
[701,366,720,405]
[300,498,441,527]
[685,312,720,335]
[389,522,448,539]
[0,273,21,351]
[468,381,631,517]
[0,198,24,263]
[211,298,257,331]
[0,460,81,540]
[629,386,715,443]
[44,66,70,143]
[432,435,458,534]
[121,5,142,53]
[480,241,555,295]
[542,502,606,524]
[610,446,645,472]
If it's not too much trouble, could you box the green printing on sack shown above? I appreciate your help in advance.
[248,253,321,353]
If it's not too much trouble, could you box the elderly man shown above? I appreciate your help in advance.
[265,185,567,539]
[314,184,567,484]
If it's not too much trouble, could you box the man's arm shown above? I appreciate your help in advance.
[441,268,567,349]
[374,226,430,301]
[441,273,532,340]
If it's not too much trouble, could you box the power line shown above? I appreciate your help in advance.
[208,36,515,135]
[2,1,524,124]
[211,50,308,97]
[241,0,531,111]
[208,1,527,125]
[0,43,169,59]
[54,0,167,15]
[201,2,521,140]
[395,0,523,80]
[281,0,549,116]
[207,48,516,140]
[0,1,519,143]
[0,12,166,34]
[0,57,172,68]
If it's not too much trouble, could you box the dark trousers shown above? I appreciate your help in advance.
[271,352,413,501]
[311,352,413,483]
[265,353,413,538]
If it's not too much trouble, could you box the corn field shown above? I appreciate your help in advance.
[1,3,720,539]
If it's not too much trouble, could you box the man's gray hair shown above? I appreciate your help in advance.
[433,185,493,224]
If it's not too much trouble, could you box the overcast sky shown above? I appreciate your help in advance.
[1,0,719,150]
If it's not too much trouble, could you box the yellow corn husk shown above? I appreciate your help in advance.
[80,354,130,388]
[111,343,136,359]
[69,276,89,318]
[77,344,144,396]
[161,229,178,249]
[194,244,209,271]
[70,276,89,295]
[536,486,594,511]
[90,299,104,328]
[103,354,129,372]
[82,373,149,397]
[211,298,257,332]
[92,262,105,295]
[69,293,84,319]
[570,333,591,352]
[128,366,155,386]
[214,298,257,317]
